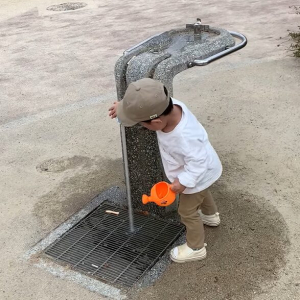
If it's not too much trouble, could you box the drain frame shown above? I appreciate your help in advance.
[43,202,184,287]
[24,187,184,298]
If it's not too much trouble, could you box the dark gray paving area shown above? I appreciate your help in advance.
[45,202,184,287]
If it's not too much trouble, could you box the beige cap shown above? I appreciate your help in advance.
[117,78,169,127]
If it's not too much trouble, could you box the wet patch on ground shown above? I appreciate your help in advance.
[36,155,94,173]
[33,156,124,231]
[128,183,289,300]
[33,153,289,298]
[47,3,87,12]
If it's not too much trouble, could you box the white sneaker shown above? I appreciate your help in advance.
[170,243,207,263]
[199,210,220,226]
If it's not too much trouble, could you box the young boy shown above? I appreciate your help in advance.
[109,78,222,263]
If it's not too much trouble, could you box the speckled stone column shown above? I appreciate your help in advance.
[115,24,235,216]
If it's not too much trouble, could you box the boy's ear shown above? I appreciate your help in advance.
[151,118,163,124]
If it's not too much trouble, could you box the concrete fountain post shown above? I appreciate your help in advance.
[114,19,246,219]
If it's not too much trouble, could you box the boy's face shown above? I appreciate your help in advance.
[139,117,167,131]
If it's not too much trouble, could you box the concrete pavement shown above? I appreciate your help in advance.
[0,0,299,299]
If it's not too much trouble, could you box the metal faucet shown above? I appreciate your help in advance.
[186,18,210,41]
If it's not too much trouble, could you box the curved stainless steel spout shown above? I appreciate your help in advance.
[189,31,247,67]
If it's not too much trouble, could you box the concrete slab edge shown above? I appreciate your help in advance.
[34,258,126,300]
[23,186,127,300]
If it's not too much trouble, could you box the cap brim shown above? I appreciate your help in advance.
[117,100,138,127]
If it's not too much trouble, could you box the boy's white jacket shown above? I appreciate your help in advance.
[156,99,222,194]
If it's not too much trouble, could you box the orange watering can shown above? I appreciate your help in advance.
[142,181,176,207]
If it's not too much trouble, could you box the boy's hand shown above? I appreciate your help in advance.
[108,101,118,119]
[170,178,186,194]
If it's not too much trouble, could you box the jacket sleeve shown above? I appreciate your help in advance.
[177,139,208,188]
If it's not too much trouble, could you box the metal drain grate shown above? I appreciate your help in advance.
[45,202,184,286]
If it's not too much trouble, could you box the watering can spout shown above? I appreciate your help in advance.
[142,194,150,205]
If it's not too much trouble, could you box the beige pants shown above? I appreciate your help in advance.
[178,188,218,249]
